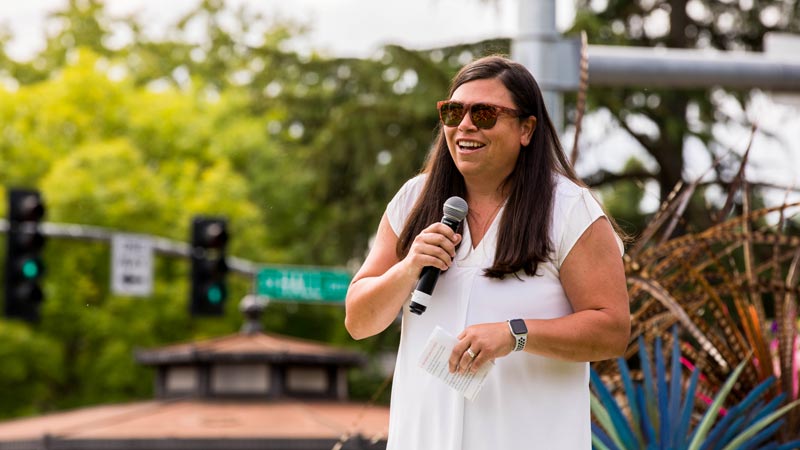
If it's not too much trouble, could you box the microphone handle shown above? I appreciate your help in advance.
[416,214,461,293]
[408,214,463,315]
[416,266,440,294]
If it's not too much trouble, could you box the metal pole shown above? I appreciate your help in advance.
[0,219,260,277]
[511,2,800,129]
[587,44,800,89]
[512,0,564,132]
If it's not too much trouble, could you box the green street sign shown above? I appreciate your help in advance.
[256,267,351,302]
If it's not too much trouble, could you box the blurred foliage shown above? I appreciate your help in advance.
[599,157,648,238]
[1,0,795,421]
[570,0,800,237]
[0,0,510,416]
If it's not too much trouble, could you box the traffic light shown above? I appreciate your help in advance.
[190,216,228,316]
[4,188,46,321]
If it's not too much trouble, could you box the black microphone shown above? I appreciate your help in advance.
[409,196,468,315]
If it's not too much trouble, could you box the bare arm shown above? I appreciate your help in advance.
[521,217,630,360]
[450,217,630,372]
[345,213,461,340]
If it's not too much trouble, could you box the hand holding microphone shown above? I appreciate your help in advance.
[409,196,468,315]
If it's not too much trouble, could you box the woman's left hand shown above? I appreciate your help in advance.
[448,322,514,374]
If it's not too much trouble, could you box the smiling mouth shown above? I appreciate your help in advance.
[457,140,485,151]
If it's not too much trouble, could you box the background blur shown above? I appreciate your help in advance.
[0,0,798,421]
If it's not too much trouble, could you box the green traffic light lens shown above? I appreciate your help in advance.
[207,285,223,304]
[22,260,41,279]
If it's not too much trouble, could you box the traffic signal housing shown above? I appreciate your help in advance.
[4,188,46,321]
[190,216,228,316]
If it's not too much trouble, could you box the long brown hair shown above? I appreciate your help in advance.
[396,55,583,279]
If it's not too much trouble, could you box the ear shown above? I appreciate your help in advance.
[519,115,537,147]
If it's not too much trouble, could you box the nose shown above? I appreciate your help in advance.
[457,109,478,131]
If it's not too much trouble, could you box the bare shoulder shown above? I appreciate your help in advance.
[562,217,622,273]
[560,217,628,312]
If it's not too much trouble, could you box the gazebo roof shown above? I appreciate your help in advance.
[135,331,366,366]
[0,399,389,449]
[0,299,390,449]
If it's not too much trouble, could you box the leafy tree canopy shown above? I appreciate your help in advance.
[570,0,800,236]
[0,0,509,416]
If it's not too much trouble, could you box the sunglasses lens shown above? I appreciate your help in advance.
[439,102,465,126]
[470,104,499,129]
[438,102,506,129]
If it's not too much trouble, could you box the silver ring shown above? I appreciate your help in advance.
[466,348,476,359]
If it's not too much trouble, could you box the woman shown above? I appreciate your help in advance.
[345,55,629,449]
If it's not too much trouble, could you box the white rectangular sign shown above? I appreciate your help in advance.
[111,234,154,297]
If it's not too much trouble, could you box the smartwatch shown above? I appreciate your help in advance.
[507,319,527,352]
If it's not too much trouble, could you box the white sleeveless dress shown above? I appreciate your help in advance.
[384,174,621,450]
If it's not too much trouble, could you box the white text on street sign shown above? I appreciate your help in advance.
[256,267,351,302]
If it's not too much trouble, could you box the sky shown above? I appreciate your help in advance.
[0,0,536,59]
[1,0,798,210]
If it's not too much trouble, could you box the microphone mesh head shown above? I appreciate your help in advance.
[443,196,468,222]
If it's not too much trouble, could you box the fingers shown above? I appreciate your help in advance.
[449,339,472,373]
[407,223,461,272]
[449,343,486,374]
[449,336,486,374]
[449,322,512,373]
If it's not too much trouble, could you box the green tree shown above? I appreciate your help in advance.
[0,0,513,416]
[0,48,271,413]
[599,157,649,237]
[0,322,62,418]
[570,0,799,232]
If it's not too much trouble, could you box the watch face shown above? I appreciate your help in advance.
[510,319,527,335]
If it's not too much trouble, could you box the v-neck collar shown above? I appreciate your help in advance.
[456,205,504,267]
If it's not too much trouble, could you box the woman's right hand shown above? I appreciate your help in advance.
[345,215,461,340]
[401,222,462,278]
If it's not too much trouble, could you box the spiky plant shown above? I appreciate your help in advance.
[589,131,800,443]
[591,327,800,449]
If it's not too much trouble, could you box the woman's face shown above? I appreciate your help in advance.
[444,78,535,187]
